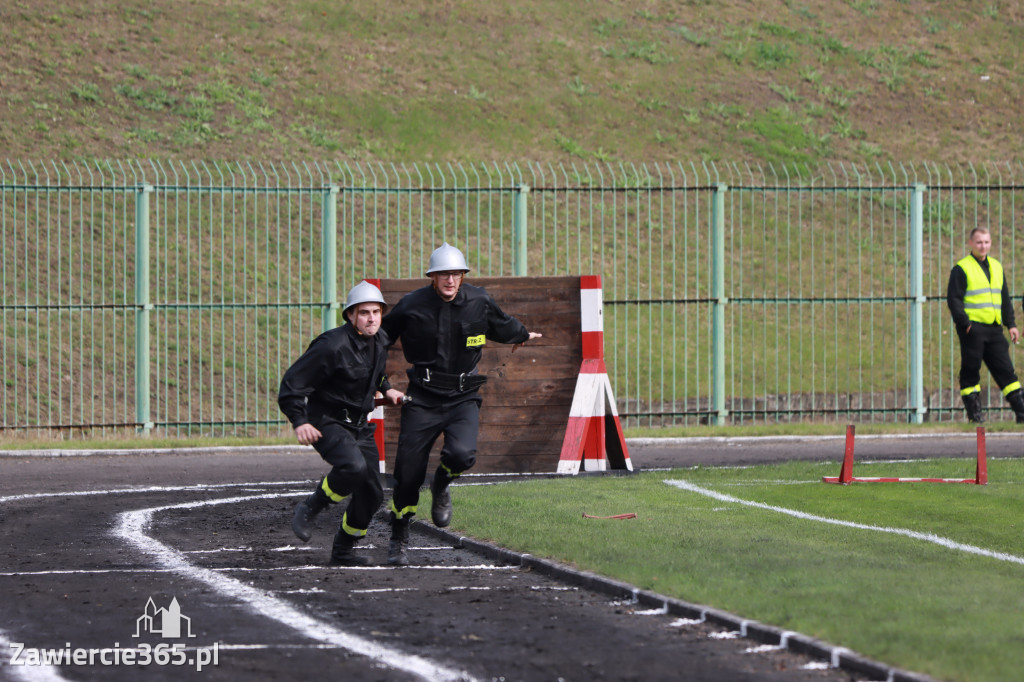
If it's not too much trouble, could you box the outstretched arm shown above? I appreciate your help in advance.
[512,331,542,353]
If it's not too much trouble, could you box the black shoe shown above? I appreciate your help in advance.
[291,492,327,542]
[430,474,453,528]
[328,550,369,567]
[387,515,411,566]
[329,529,368,566]
[387,539,409,566]
[962,393,985,424]
[1007,390,1024,424]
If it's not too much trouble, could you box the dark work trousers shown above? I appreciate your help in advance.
[312,421,384,534]
[957,323,1019,392]
[390,396,480,519]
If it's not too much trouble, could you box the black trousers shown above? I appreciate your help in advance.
[390,397,479,519]
[957,323,1020,394]
[311,421,383,535]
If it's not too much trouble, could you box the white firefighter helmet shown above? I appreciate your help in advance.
[426,242,470,275]
[343,280,387,318]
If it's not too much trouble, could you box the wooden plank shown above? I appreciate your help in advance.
[383,357,579,389]
[381,439,572,475]
[477,380,576,407]
[380,431,570,457]
[377,275,584,473]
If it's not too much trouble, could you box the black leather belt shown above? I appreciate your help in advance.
[415,367,487,392]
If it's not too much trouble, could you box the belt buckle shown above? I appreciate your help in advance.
[458,373,466,391]
[423,368,431,384]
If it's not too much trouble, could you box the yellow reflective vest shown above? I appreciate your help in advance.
[957,255,1003,325]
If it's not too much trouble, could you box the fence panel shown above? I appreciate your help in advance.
[2,161,1023,438]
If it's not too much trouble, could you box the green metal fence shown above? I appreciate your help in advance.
[3,160,1023,437]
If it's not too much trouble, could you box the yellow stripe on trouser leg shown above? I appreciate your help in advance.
[389,499,417,520]
[438,461,461,479]
[961,385,981,397]
[1003,381,1022,396]
[320,477,345,503]
[341,512,367,537]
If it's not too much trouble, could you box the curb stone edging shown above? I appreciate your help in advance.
[412,519,939,682]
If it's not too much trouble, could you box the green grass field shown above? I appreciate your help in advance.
[6,1,1024,163]
[447,458,1024,682]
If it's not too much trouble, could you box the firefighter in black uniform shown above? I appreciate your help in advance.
[947,226,1024,423]
[278,280,405,565]
[381,243,542,565]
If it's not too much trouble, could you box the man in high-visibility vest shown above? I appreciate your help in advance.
[947,226,1024,423]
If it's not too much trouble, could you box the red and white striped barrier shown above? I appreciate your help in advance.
[822,424,987,485]
[365,278,388,474]
[371,400,387,474]
[557,276,632,474]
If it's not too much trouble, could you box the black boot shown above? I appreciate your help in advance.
[430,469,453,528]
[388,514,411,566]
[962,392,984,424]
[291,488,329,542]
[1007,390,1024,424]
[328,527,368,566]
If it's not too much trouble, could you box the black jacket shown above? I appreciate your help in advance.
[382,283,529,395]
[277,323,391,429]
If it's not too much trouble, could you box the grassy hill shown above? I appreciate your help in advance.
[3,0,1023,164]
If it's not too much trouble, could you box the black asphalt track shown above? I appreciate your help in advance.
[0,434,973,681]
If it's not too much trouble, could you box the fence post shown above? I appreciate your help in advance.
[322,184,339,332]
[909,183,926,423]
[514,184,530,276]
[135,184,154,433]
[712,183,728,425]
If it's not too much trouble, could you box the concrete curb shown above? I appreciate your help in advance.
[412,519,940,682]
[0,444,313,458]
[0,431,1013,458]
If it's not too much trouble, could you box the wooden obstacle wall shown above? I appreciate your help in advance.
[376,276,582,474]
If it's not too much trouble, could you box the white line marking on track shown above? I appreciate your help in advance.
[0,626,72,682]
[708,631,741,640]
[666,479,1024,566]
[720,480,819,486]
[214,643,349,651]
[1,564,517,578]
[744,643,784,654]
[634,604,669,616]
[113,491,481,682]
[220,564,516,572]
[0,481,307,504]
[0,568,183,577]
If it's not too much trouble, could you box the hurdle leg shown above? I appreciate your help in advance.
[822,424,856,484]
[975,426,988,485]
[839,424,856,484]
